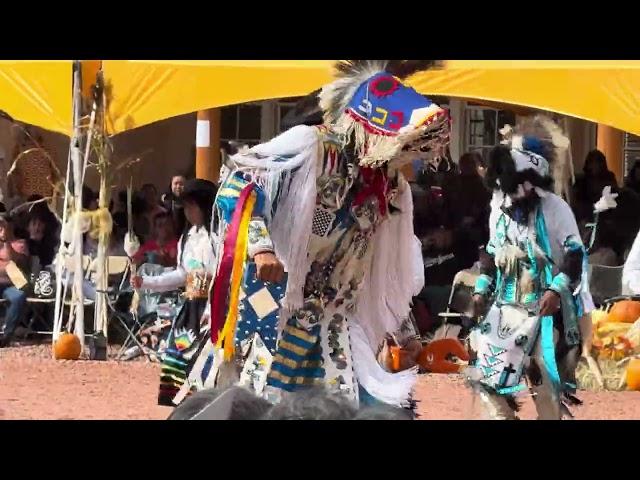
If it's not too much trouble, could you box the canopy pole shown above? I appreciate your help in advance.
[52,152,72,345]
[597,124,624,185]
[69,60,86,351]
[195,109,221,183]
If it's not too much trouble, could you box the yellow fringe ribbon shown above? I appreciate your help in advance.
[216,190,256,361]
[73,208,112,240]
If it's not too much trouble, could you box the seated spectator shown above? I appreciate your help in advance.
[0,215,30,348]
[110,212,128,256]
[572,149,618,224]
[133,184,167,243]
[26,211,58,269]
[111,190,127,215]
[161,175,186,234]
[82,186,99,211]
[443,151,490,266]
[132,212,178,267]
[444,153,490,228]
[83,211,127,258]
[625,160,640,195]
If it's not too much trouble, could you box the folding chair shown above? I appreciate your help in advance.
[0,298,9,335]
[90,255,146,357]
[106,261,179,361]
[118,291,183,361]
[23,298,56,337]
[17,255,94,340]
[434,269,478,341]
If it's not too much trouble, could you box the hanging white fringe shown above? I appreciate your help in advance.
[353,176,425,349]
[228,125,320,312]
[349,321,418,407]
[232,129,424,350]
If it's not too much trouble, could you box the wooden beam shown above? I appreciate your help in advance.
[597,124,624,185]
[195,108,221,182]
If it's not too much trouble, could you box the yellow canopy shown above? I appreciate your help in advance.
[408,60,640,136]
[0,61,72,135]
[1,60,639,138]
[102,60,335,134]
[102,60,640,136]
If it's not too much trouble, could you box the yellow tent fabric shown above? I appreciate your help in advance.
[0,61,72,135]
[102,60,334,134]
[408,60,640,136]
[102,60,640,137]
[2,60,638,138]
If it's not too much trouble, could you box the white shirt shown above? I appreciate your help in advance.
[489,190,595,313]
[623,230,640,294]
[141,225,216,292]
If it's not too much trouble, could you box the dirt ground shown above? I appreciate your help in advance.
[1,343,639,420]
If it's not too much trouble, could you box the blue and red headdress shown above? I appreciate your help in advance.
[318,60,450,168]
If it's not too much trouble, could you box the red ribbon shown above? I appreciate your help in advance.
[352,167,390,216]
[209,183,255,343]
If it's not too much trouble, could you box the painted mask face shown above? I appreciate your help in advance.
[340,72,450,169]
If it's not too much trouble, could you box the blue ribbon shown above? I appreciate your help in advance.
[540,314,562,389]
[497,384,527,395]
[535,210,563,391]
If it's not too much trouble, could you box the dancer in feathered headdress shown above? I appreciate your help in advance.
[164,60,449,411]
[468,114,594,419]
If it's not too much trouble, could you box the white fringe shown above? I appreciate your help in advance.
[228,125,321,311]
[353,177,424,349]
[350,321,417,407]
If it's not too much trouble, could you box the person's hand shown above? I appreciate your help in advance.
[539,290,561,317]
[472,294,487,319]
[254,252,285,283]
[130,275,143,289]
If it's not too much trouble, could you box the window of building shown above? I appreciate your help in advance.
[624,132,640,177]
[464,105,516,161]
[277,102,298,133]
[221,102,263,146]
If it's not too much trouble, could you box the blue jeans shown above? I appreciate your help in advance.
[1,286,27,339]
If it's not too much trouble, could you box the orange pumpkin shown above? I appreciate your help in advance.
[608,300,640,324]
[627,358,640,391]
[418,338,470,374]
[54,333,82,360]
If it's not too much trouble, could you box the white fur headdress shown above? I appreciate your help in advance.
[499,114,572,198]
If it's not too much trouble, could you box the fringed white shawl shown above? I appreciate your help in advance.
[229,124,424,352]
[353,177,425,349]
[349,321,418,407]
[227,125,320,312]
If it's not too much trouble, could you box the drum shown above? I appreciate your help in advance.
[470,304,540,391]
